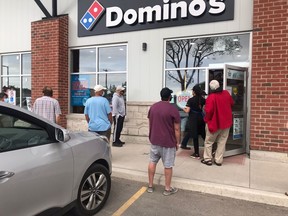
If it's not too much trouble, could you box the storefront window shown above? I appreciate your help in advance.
[0,53,31,108]
[70,45,127,113]
[165,33,250,92]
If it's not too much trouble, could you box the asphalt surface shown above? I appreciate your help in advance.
[98,177,288,216]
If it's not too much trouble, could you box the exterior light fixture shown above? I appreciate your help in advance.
[142,42,147,51]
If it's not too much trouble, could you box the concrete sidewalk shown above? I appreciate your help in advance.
[111,143,288,208]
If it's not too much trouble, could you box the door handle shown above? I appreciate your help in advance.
[0,171,15,179]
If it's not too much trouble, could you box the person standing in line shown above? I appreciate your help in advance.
[0,92,8,102]
[32,86,61,124]
[201,80,234,166]
[84,85,112,141]
[112,85,126,147]
[147,87,181,196]
[181,85,206,159]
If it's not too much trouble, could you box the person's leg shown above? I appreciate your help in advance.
[214,128,230,164]
[161,147,177,194]
[117,116,125,142]
[112,115,117,142]
[164,167,173,190]
[113,115,122,143]
[181,132,191,149]
[148,162,157,187]
[203,125,219,162]
[192,138,199,155]
[147,145,160,192]
[95,129,111,142]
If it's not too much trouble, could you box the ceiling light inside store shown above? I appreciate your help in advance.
[119,48,124,51]
[108,56,112,59]
[233,38,239,42]
[237,54,241,57]
[235,47,240,51]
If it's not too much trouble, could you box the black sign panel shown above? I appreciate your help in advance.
[78,0,234,37]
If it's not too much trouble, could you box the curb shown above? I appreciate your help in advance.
[112,167,288,208]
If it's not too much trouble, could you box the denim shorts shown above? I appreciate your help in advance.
[149,144,176,168]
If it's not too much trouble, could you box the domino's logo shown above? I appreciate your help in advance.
[80,0,105,30]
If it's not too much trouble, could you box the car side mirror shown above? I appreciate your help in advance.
[55,128,70,142]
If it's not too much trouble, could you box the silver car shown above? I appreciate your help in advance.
[0,102,112,216]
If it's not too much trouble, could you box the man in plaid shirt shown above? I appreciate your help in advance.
[32,86,62,124]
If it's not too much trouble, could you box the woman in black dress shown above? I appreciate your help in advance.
[181,85,206,158]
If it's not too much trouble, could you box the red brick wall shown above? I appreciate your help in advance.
[31,15,68,128]
[251,1,288,152]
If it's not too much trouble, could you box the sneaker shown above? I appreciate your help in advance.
[119,140,125,144]
[180,146,191,150]
[214,161,222,166]
[190,153,200,159]
[163,187,178,196]
[147,186,154,193]
[112,142,123,147]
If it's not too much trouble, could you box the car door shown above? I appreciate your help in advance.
[0,104,74,216]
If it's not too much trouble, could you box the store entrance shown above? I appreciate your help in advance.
[208,64,248,157]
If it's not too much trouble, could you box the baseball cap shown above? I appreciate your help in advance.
[160,87,173,99]
[94,85,107,92]
[116,86,125,91]
[209,80,220,90]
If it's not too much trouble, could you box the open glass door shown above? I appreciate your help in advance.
[223,64,247,157]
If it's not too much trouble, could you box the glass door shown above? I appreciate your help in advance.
[223,64,247,157]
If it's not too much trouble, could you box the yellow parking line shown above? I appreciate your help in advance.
[112,186,147,216]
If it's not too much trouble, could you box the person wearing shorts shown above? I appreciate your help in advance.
[147,87,181,196]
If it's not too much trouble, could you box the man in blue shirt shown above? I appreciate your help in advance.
[84,85,112,141]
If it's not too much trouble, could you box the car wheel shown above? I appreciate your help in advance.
[73,164,111,216]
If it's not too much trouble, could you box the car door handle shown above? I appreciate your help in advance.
[0,171,15,179]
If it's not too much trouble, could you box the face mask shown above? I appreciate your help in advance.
[4,98,9,103]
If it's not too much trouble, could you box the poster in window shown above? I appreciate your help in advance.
[71,75,90,106]
[233,113,243,140]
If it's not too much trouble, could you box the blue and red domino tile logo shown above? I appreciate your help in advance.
[80,0,105,30]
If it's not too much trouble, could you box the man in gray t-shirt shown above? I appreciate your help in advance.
[112,86,126,147]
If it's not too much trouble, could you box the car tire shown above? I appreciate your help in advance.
[73,164,111,216]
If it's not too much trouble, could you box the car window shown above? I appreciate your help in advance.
[0,114,53,152]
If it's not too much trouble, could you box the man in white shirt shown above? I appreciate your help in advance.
[112,86,126,147]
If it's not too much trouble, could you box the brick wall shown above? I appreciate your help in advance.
[251,1,288,152]
[31,15,68,128]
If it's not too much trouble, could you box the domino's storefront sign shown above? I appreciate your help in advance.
[78,0,235,37]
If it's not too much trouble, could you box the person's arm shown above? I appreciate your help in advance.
[174,122,181,150]
[108,112,113,125]
[183,106,190,113]
[55,115,61,124]
[85,114,90,123]
[112,95,118,116]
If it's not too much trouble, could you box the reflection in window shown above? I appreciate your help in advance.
[70,45,127,113]
[0,53,31,109]
[165,69,206,93]
[165,33,250,92]
[99,46,127,72]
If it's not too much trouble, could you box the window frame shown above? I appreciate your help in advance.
[69,43,128,114]
[0,52,32,108]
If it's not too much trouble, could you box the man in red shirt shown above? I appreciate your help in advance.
[201,80,234,166]
[147,87,181,196]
